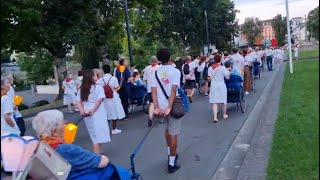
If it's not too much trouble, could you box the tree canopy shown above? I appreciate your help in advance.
[307,6,319,41]
[241,17,262,47]
[272,14,287,46]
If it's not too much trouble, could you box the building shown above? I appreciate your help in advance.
[260,19,275,40]
[290,17,307,43]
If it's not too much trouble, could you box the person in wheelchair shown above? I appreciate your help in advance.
[224,60,243,90]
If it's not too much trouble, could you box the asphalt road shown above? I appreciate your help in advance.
[24,64,279,180]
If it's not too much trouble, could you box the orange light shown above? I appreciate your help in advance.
[64,123,78,144]
[14,96,23,106]
[119,65,125,73]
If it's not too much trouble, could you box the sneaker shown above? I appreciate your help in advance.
[111,129,122,135]
[245,91,249,95]
[168,155,181,174]
[148,118,153,127]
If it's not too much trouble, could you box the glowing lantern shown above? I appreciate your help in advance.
[118,65,125,73]
[14,96,23,106]
[64,123,78,144]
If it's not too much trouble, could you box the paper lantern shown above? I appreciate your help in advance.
[64,123,78,144]
[14,96,23,106]
[118,65,125,73]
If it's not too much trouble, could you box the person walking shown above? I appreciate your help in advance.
[143,56,161,126]
[208,55,230,123]
[62,74,78,113]
[1,78,20,135]
[265,47,273,71]
[114,58,131,120]
[76,69,111,154]
[182,56,196,102]
[150,48,182,173]
[243,49,252,95]
[2,73,25,136]
[98,65,126,135]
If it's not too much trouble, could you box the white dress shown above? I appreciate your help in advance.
[97,74,126,120]
[63,80,77,105]
[76,85,111,144]
[208,66,229,104]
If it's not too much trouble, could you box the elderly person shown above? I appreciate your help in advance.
[208,55,230,123]
[32,109,130,180]
[224,60,243,90]
[1,78,20,135]
[2,73,25,136]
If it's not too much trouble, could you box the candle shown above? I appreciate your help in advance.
[14,96,23,106]
[64,123,78,144]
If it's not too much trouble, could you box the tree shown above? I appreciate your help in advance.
[17,51,54,85]
[307,6,319,41]
[272,14,287,46]
[241,17,262,47]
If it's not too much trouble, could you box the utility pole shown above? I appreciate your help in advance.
[285,0,293,73]
[124,0,133,66]
[204,10,210,54]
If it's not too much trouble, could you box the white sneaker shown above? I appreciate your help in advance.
[245,91,249,95]
[112,129,122,135]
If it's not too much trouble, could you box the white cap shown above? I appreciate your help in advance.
[133,69,139,73]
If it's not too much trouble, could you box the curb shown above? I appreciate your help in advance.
[211,63,285,180]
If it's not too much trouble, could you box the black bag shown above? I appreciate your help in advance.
[183,63,190,75]
[155,71,185,119]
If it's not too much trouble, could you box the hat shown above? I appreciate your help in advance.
[149,56,158,63]
[209,55,214,60]
[213,49,218,54]
[133,69,139,73]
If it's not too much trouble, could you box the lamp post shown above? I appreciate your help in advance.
[204,9,210,54]
[285,0,293,73]
[124,0,133,66]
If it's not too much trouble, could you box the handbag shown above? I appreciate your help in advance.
[155,71,185,119]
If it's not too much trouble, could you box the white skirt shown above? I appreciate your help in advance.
[63,92,76,105]
[84,104,111,144]
[104,94,126,120]
[209,82,227,104]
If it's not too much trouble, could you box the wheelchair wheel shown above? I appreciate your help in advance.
[239,88,246,113]
[142,94,150,114]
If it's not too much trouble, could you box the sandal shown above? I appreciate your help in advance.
[223,115,229,119]
[213,119,218,123]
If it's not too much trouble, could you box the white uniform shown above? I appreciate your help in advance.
[229,53,244,72]
[208,66,229,104]
[143,65,160,93]
[97,74,125,120]
[76,85,111,144]
[63,80,77,105]
[1,95,20,135]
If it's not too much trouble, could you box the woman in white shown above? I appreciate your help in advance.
[97,65,125,135]
[76,69,111,154]
[1,78,20,135]
[208,55,230,123]
[62,74,77,113]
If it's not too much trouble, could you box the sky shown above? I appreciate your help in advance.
[233,0,319,24]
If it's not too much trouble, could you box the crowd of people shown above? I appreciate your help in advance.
[1,46,285,179]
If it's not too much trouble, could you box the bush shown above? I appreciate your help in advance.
[18,104,29,110]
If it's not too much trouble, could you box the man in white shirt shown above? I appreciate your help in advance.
[229,48,245,74]
[265,47,273,71]
[1,77,21,135]
[143,56,161,126]
[151,48,181,174]
[2,73,26,136]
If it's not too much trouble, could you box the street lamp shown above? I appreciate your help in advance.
[285,0,293,73]
[124,0,134,66]
[204,9,210,54]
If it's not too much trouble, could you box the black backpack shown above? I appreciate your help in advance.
[202,63,209,79]
[183,63,190,75]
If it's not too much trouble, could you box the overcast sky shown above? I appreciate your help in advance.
[233,0,319,24]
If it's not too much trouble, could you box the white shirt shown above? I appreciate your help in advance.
[192,59,200,69]
[150,65,181,109]
[97,74,120,97]
[1,95,20,135]
[7,86,22,118]
[143,65,160,93]
[63,80,77,96]
[252,51,263,64]
[265,49,273,57]
[182,63,196,81]
[244,55,252,66]
[229,53,244,71]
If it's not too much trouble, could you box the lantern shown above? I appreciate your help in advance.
[14,96,23,106]
[64,123,78,144]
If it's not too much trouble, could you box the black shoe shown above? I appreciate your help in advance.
[168,155,180,174]
[148,118,153,127]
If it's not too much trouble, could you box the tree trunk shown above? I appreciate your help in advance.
[54,58,67,100]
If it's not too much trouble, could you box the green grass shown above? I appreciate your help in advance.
[267,60,319,180]
[20,100,63,116]
[299,49,319,59]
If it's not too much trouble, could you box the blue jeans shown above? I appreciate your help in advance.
[266,56,273,71]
